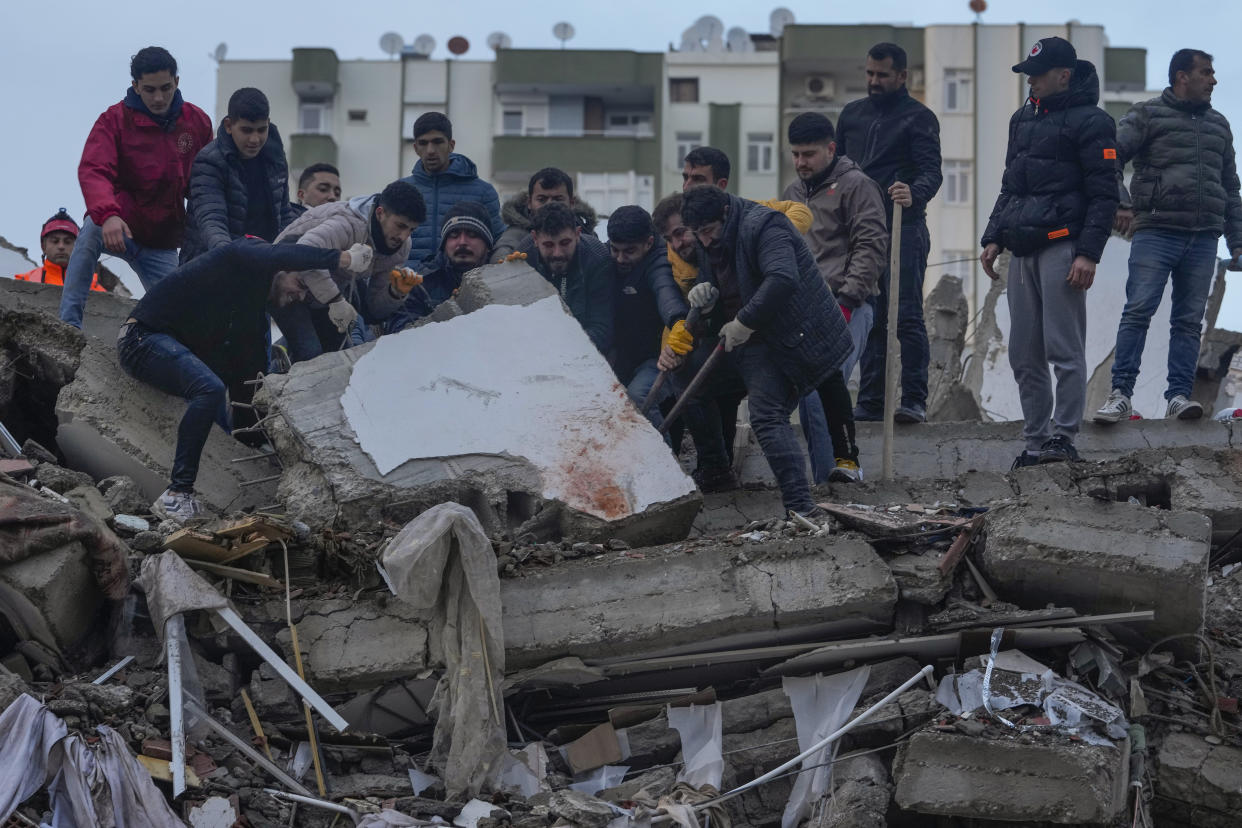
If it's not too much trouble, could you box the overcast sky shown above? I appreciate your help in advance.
[5,0,1242,326]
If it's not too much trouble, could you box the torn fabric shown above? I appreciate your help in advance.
[667,702,723,789]
[381,502,506,800]
[135,550,229,640]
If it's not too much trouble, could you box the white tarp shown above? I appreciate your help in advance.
[342,296,696,521]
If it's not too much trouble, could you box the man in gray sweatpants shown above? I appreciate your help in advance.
[980,37,1119,468]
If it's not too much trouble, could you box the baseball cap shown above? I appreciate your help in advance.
[1012,37,1077,75]
[41,208,80,239]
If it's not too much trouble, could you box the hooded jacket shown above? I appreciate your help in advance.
[610,246,689,385]
[837,86,943,226]
[274,194,411,323]
[180,122,296,262]
[400,154,504,269]
[782,155,889,309]
[492,192,599,260]
[1117,88,1242,248]
[982,60,1119,261]
[77,89,213,248]
[694,195,852,393]
[517,231,614,353]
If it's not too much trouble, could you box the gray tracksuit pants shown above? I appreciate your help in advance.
[1006,240,1087,451]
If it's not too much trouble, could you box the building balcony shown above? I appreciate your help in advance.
[291,48,339,100]
[497,126,655,139]
[289,133,338,169]
[492,134,659,177]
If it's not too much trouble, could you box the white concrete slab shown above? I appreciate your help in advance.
[342,295,696,522]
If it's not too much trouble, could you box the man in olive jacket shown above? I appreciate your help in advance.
[1095,49,1242,425]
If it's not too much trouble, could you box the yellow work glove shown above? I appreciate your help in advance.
[389,267,423,296]
[500,251,527,263]
[667,319,694,356]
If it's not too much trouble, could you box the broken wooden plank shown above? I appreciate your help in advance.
[214,515,292,541]
[137,755,202,788]
[165,527,271,565]
[938,516,984,576]
[817,501,969,538]
[185,559,283,589]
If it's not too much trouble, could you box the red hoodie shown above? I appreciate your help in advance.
[77,93,212,249]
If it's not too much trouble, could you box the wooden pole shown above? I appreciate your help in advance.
[881,203,904,480]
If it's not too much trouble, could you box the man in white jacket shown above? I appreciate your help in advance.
[271,180,426,362]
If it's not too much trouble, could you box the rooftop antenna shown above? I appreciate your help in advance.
[487,31,513,52]
[379,32,403,59]
[769,7,795,37]
[552,22,575,49]
[411,34,436,57]
[726,26,753,53]
[208,42,227,63]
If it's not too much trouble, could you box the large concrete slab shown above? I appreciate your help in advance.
[980,494,1210,645]
[893,730,1128,824]
[258,262,701,544]
[0,541,102,654]
[1154,733,1242,828]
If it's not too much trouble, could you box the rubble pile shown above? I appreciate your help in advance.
[1,274,1241,826]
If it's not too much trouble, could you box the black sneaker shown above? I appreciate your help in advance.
[692,465,740,493]
[1038,435,1081,464]
[1010,451,1041,470]
[894,402,927,424]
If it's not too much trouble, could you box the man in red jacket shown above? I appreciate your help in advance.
[58,46,212,328]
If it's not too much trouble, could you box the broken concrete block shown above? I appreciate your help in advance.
[893,730,1128,824]
[547,789,615,828]
[1154,732,1242,827]
[499,536,896,667]
[98,474,148,515]
[64,484,114,525]
[0,540,103,653]
[33,463,94,493]
[981,495,1209,645]
[257,261,701,545]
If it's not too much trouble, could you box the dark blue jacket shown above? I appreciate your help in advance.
[181,123,296,262]
[518,232,615,354]
[400,154,505,269]
[132,238,339,384]
[695,195,852,393]
[384,253,469,334]
[982,61,1119,261]
[611,246,688,385]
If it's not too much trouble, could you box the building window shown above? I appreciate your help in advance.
[605,112,653,137]
[746,133,775,173]
[298,102,332,134]
[943,160,971,205]
[676,132,702,167]
[502,110,523,136]
[670,78,700,103]
[347,109,367,123]
[944,69,972,113]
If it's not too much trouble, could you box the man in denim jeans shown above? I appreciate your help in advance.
[59,46,212,328]
[118,238,374,522]
[1095,49,1242,424]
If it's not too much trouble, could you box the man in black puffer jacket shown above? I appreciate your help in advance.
[1094,49,1242,425]
[666,186,853,520]
[181,87,296,262]
[980,37,1118,468]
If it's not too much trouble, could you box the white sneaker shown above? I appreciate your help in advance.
[1093,389,1132,424]
[1166,395,1203,420]
[151,489,202,523]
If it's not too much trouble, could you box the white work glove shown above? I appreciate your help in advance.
[327,299,358,333]
[720,319,753,352]
[687,283,719,312]
[344,243,374,274]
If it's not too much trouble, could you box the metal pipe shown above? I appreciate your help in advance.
[882,203,904,479]
[166,614,187,797]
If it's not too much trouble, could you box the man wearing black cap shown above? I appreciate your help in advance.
[386,201,495,333]
[980,36,1119,468]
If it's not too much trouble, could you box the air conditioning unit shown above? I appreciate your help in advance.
[804,75,835,99]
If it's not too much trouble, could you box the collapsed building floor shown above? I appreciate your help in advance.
[2,267,1242,827]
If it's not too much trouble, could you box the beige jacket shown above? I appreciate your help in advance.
[781,155,888,309]
[275,194,411,320]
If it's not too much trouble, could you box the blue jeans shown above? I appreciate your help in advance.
[678,339,816,512]
[856,220,931,415]
[1110,229,1219,400]
[799,302,873,482]
[270,301,354,363]
[59,216,179,328]
[117,325,229,492]
[626,357,672,433]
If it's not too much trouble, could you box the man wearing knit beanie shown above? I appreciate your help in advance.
[386,200,493,333]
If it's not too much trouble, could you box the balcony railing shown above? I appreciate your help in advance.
[498,126,655,139]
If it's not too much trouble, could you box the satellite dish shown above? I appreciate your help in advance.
[208,42,227,63]
[770,7,796,37]
[487,31,513,51]
[448,36,469,56]
[726,27,753,53]
[379,32,403,58]
[695,15,725,41]
[412,34,436,56]
[553,21,575,48]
